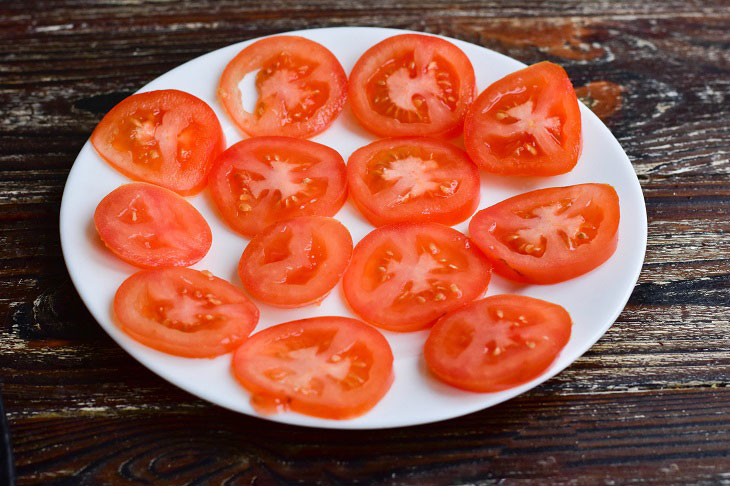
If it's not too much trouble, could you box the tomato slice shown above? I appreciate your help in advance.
[208,136,347,238]
[343,223,492,332]
[238,216,353,308]
[91,90,225,195]
[464,62,582,176]
[94,182,212,268]
[347,137,481,226]
[232,316,393,419]
[114,268,259,358]
[349,34,475,138]
[425,294,572,392]
[468,183,619,284]
[218,36,347,139]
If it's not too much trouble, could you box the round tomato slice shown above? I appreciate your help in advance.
[425,294,571,392]
[464,62,582,176]
[347,137,481,226]
[238,216,353,308]
[91,90,225,195]
[232,316,393,420]
[218,36,347,139]
[208,136,347,238]
[468,183,619,284]
[115,268,259,358]
[94,182,212,268]
[349,34,475,138]
[343,223,492,332]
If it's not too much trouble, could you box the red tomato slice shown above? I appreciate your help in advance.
[464,62,582,176]
[208,136,347,238]
[343,223,492,332]
[91,90,225,195]
[425,294,572,392]
[232,316,393,419]
[218,36,347,139]
[349,34,476,138]
[469,183,619,284]
[114,267,259,358]
[94,182,212,268]
[347,137,481,226]
[238,216,353,308]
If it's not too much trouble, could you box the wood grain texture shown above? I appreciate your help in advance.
[2,0,730,484]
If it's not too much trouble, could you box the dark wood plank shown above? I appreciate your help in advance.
[2,0,730,484]
[9,388,730,484]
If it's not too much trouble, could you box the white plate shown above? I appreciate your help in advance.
[60,27,647,429]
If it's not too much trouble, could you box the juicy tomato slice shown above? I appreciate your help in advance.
[347,137,481,226]
[469,183,620,284]
[343,222,492,332]
[238,216,353,308]
[425,294,572,392]
[91,90,225,195]
[114,267,259,358]
[464,62,582,176]
[349,34,476,138]
[218,36,347,139]
[208,136,348,238]
[94,182,212,268]
[232,316,394,420]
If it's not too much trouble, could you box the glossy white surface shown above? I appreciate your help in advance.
[60,27,647,429]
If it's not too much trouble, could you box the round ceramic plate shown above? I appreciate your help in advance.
[60,27,647,429]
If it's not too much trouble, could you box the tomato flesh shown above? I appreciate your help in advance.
[425,294,572,392]
[469,183,619,284]
[114,268,259,358]
[238,216,353,308]
[94,182,212,268]
[232,316,394,419]
[349,34,475,138]
[343,223,492,332]
[347,137,481,226]
[208,136,347,238]
[464,62,582,176]
[91,90,225,195]
[218,36,347,138]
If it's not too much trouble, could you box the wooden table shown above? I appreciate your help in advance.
[3,1,730,483]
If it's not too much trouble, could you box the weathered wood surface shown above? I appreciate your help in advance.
[2,0,730,484]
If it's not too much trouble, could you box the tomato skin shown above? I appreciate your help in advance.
[218,36,347,139]
[208,136,348,238]
[349,34,476,138]
[238,216,353,308]
[91,89,225,195]
[464,62,582,176]
[425,294,572,392]
[468,184,619,284]
[343,222,492,332]
[114,268,259,358]
[94,182,212,268]
[232,316,394,419]
[347,137,481,226]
